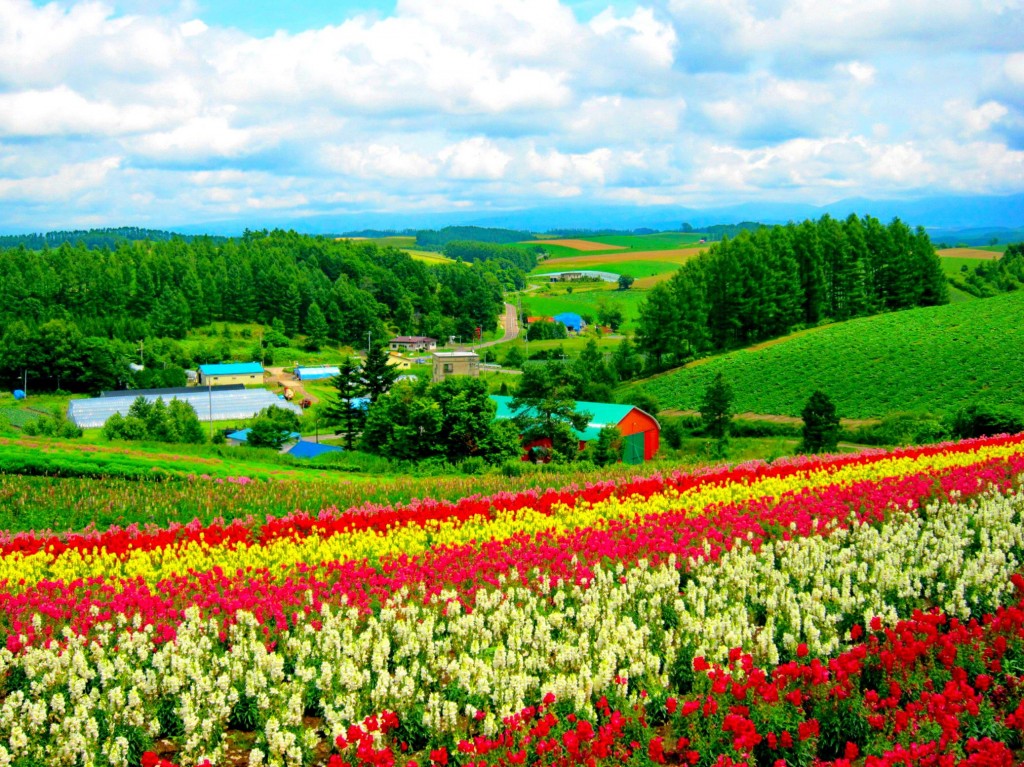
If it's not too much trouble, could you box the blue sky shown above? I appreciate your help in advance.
[1,0,1022,232]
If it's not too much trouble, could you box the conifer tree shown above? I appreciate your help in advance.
[362,343,400,403]
[322,357,367,450]
[801,390,841,454]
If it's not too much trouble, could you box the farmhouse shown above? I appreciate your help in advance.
[389,336,437,352]
[432,351,479,382]
[198,362,264,386]
[490,395,660,463]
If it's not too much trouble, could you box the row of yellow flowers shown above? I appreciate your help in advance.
[3,441,1023,591]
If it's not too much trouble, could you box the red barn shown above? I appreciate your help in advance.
[490,395,660,463]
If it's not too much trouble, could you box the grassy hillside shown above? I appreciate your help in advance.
[629,290,1024,419]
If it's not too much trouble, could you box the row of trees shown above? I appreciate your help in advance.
[697,372,842,454]
[637,215,949,370]
[0,230,510,392]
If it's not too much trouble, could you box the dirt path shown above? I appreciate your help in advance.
[660,409,881,428]
[475,302,520,349]
[265,367,319,405]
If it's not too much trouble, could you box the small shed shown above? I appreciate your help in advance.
[553,312,584,332]
[432,351,480,382]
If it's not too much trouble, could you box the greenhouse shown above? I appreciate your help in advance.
[67,389,301,429]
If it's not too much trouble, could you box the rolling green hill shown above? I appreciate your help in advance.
[629,290,1024,419]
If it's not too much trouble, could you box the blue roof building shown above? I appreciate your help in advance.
[287,440,344,459]
[553,312,585,332]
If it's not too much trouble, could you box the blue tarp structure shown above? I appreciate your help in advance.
[227,427,301,443]
[553,312,584,332]
[295,366,340,381]
[287,440,344,459]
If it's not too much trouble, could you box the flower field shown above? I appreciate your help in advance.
[3,436,1024,766]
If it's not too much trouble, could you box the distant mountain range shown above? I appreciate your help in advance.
[163,192,1024,241]
[4,193,1022,244]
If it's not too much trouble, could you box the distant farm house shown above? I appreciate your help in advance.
[549,272,582,282]
[432,351,479,382]
[389,336,437,352]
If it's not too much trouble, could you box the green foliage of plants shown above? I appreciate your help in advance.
[631,289,1024,419]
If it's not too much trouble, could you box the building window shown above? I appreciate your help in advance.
[443,363,454,373]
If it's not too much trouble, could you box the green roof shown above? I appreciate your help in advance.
[490,395,639,442]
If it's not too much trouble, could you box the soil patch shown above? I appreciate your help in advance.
[937,248,1001,260]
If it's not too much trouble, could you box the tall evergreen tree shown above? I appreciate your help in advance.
[322,357,367,450]
[362,343,400,403]
[801,390,841,454]
[699,372,734,440]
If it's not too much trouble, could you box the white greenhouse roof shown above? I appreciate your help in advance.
[67,389,301,429]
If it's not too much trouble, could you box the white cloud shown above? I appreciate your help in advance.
[0,157,121,202]
[0,0,1020,229]
[324,144,438,179]
[945,99,1009,135]
[1005,52,1024,84]
[438,138,512,179]
[835,61,876,84]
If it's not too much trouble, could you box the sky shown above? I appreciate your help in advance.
[0,0,1022,233]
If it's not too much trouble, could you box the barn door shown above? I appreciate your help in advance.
[623,432,645,464]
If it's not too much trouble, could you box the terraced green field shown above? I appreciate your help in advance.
[629,290,1024,419]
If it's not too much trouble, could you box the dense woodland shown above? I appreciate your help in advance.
[637,215,949,370]
[0,230,509,392]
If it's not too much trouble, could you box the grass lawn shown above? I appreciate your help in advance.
[628,289,1024,419]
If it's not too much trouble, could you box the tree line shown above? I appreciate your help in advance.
[0,230,511,392]
[637,214,948,370]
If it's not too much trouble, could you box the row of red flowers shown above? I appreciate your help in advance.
[144,574,1024,767]
[4,434,1021,559]
[4,451,1023,649]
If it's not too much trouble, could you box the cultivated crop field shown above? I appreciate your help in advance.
[632,289,1024,418]
[4,435,1024,765]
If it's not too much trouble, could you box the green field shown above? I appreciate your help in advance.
[519,286,647,330]
[628,290,1024,419]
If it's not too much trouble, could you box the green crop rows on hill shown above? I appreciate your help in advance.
[631,290,1024,419]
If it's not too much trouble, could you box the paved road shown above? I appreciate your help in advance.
[474,302,519,349]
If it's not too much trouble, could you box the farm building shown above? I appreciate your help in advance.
[389,336,437,352]
[432,351,479,382]
[490,395,659,463]
[295,366,340,381]
[526,316,553,324]
[67,389,301,429]
[287,440,344,459]
[198,362,264,386]
[387,352,412,370]
[553,312,585,332]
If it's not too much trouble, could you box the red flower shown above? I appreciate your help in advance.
[430,747,448,765]
[666,697,678,714]
[796,643,809,658]
[797,719,819,741]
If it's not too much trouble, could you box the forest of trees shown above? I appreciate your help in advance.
[950,243,1024,297]
[0,229,508,393]
[637,215,949,370]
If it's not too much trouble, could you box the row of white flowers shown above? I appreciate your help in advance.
[1,489,1022,766]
